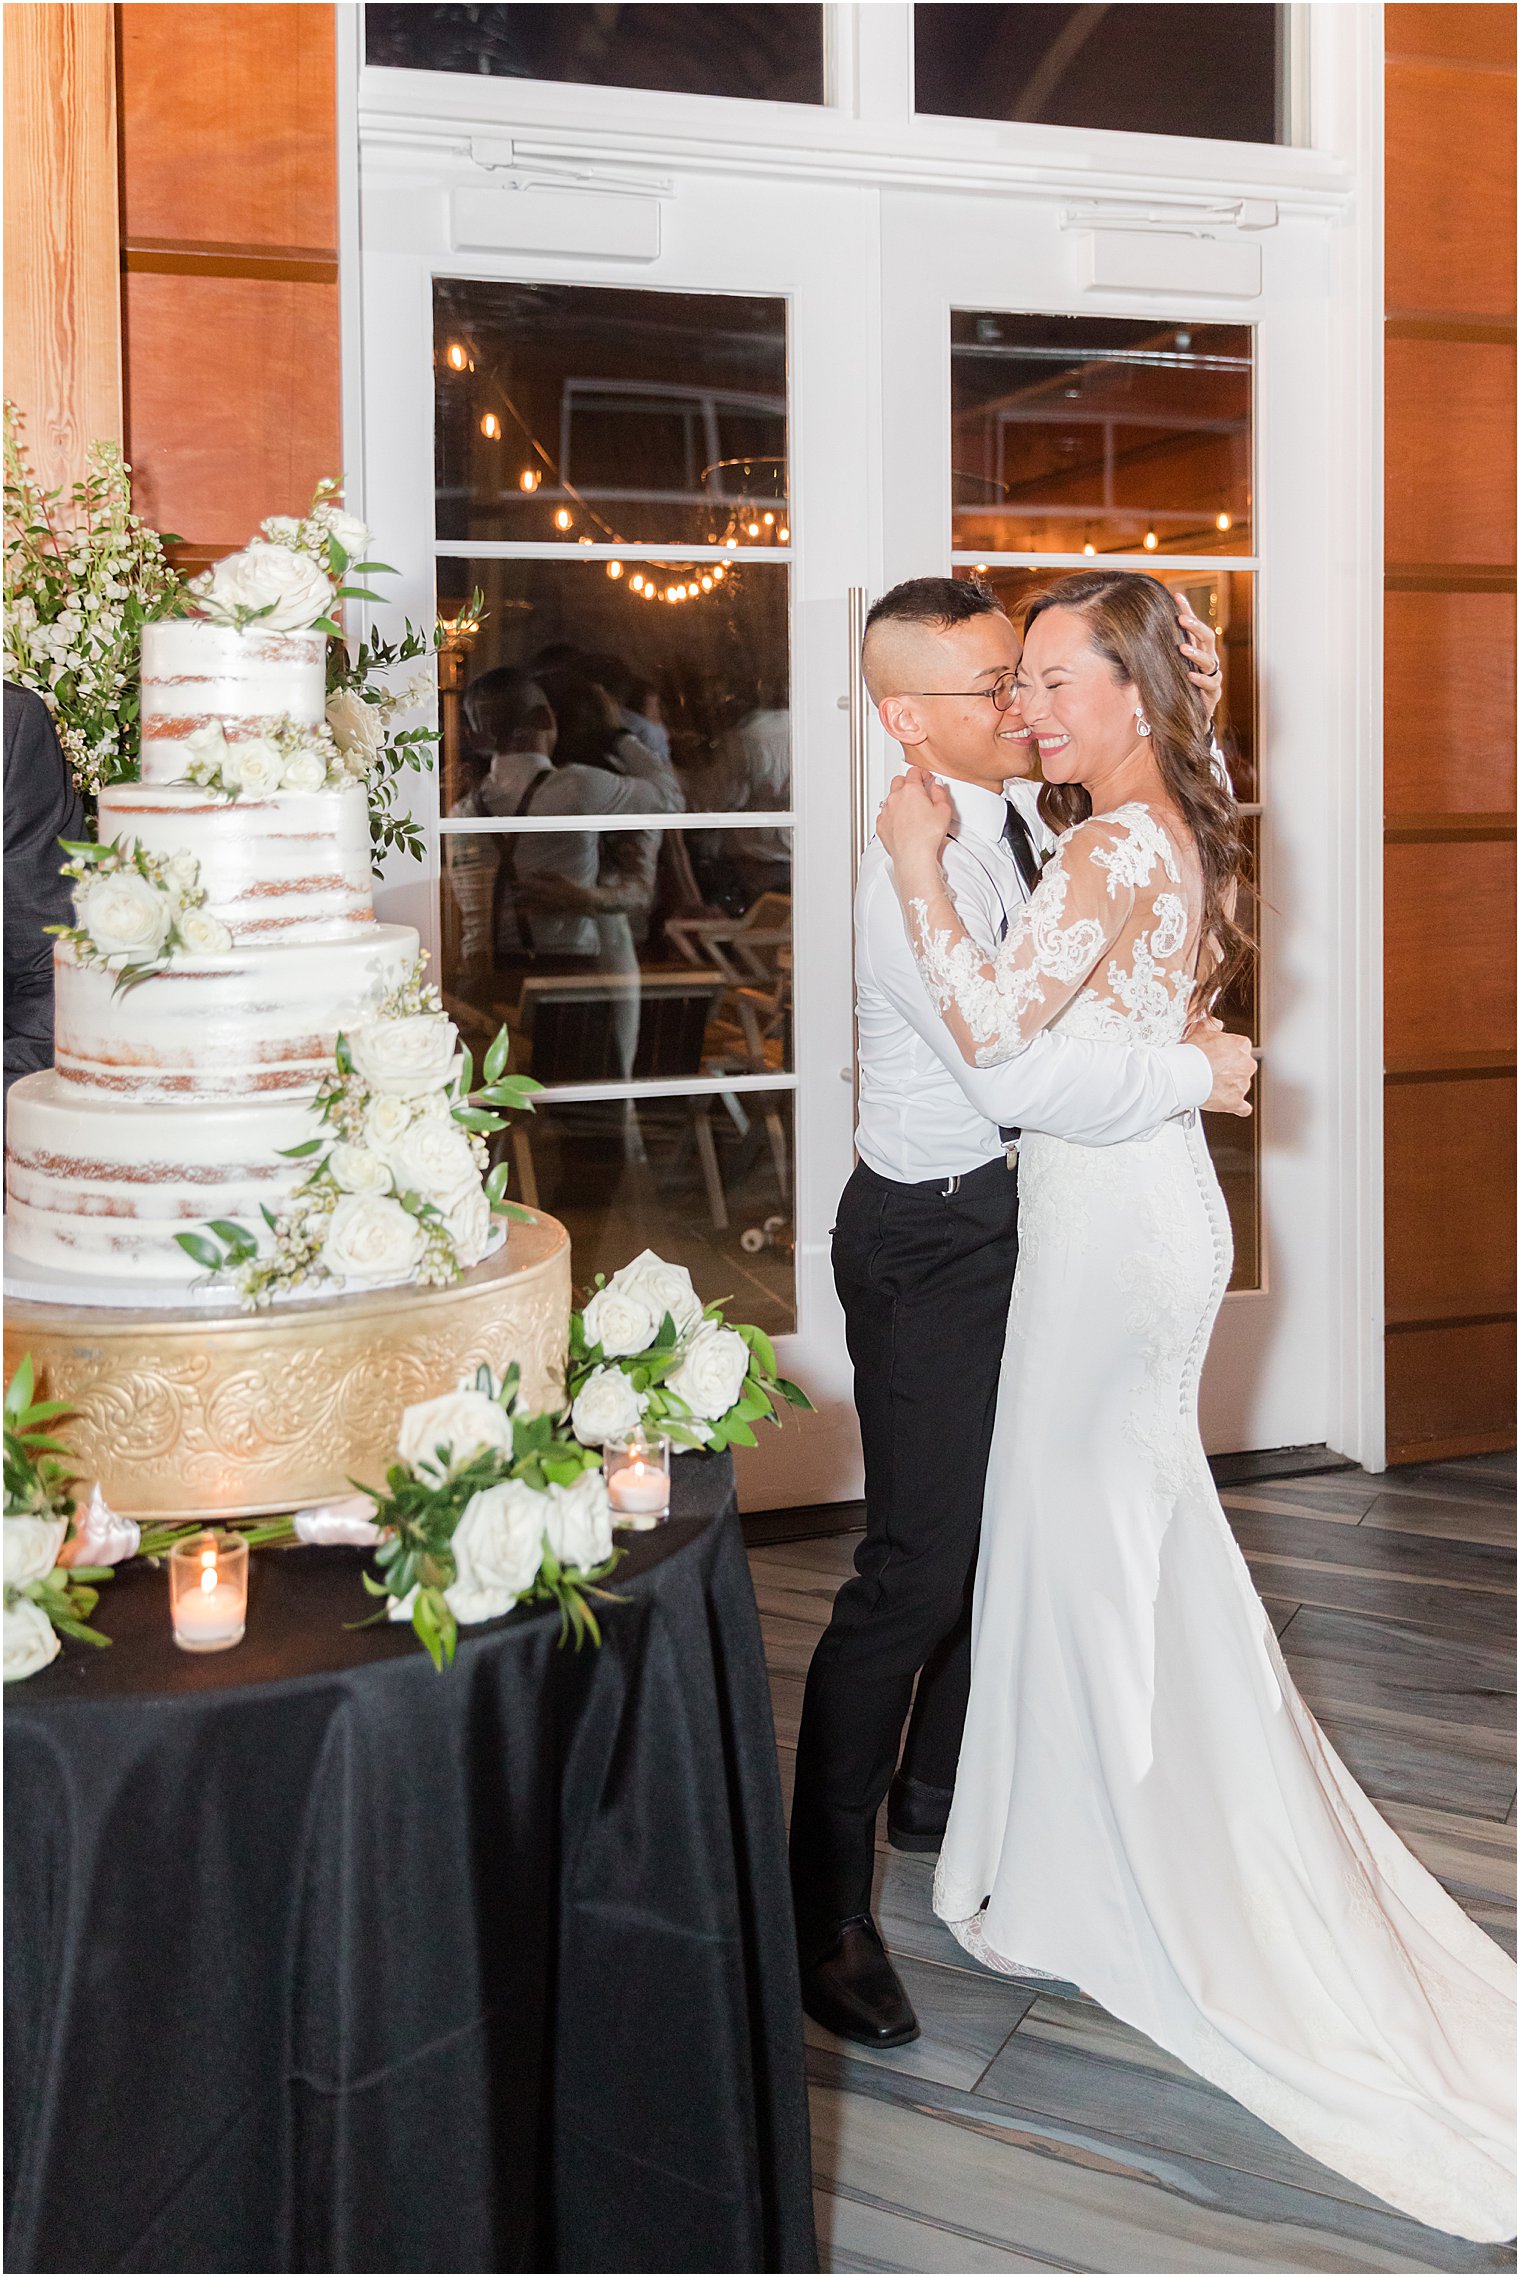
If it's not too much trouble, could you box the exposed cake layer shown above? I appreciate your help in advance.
[98,782,374,940]
[5,1075,320,1282]
[53,923,419,1100]
[140,619,326,783]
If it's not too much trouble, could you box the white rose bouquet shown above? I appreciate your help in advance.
[180,714,358,800]
[2,1358,114,1680]
[567,1250,812,1454]
[357,1365,620,1670]
[49,834,229,993]
[177,955,541,1308]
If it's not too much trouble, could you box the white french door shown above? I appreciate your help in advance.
[354,170,876,1506]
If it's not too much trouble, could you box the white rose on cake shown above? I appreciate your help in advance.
[76,869,171,960]
[570,1365,646,1447]
[544,1472,613,1572]
[326,687,385,766]
[666,1319,751,1421]
[396,1386,514,1478]
[581,1281,659,1359]
[443,1186,492,1267]
[183,721,228,771]
[362,1091,416,1157]
[387,1119,478,1207]
[281,746,329,795]
[608,1250,704,1341]
[329,1142,393,1195]
[176,908,233,956]
[349,1011,458,1098]
[221,735,286,797]
[4,1598,60,1683]
[319,1192,425,1287]
[311,504,373,563]
[4,1515,68,1589]
[446,1479,547,1620]
[165,850,203,895]
[195,539,334,632]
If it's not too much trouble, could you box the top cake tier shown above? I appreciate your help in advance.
[140,618,327,784]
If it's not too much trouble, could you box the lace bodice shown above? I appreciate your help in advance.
[907,801,1200,1064]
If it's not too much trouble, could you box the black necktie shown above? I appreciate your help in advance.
[1002,800,1041,896]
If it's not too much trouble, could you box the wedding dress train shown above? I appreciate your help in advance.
[905,803,1515,2242]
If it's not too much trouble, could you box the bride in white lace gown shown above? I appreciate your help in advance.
[876,571,1515,2243]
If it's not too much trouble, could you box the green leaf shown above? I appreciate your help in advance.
[5,1357,35,1421]
[482,1025,511,1085]
[334,1032,353,1077]
[777,1378,814,1410]
[277,1137,326,1159]
[737,1322,779,1379]
[449,1107,498,1134]
[723,1418,759,1448]
[207,1219,255,1251]
[454,1045,474,1100]
[174,1232,225,1272]
[484,1160,512,1207]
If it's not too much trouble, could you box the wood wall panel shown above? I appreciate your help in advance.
[1384,591,1515,816]
[3,4,122,495]
[1383,840,1516,1066]
[116,4,340,559]
[117,4,336,250]
[1385,1077,1516,1324]
[1386,4,1517,69]
[1385,62,1516,317]
[1385,339,1517,568]
[1385,1321,1517,1464]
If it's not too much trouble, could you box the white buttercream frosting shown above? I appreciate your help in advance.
[97,782,374,941]
[139,619,327,784]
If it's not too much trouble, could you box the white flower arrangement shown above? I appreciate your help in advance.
[358,1367,619,1670]
[48,835,229,993]
[179,714,361,800]
[567,1250,812,1455]
[176,957,540,1307]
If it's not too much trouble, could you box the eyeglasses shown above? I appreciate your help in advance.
[900,673,1019,713]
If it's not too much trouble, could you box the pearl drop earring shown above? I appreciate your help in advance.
[1135,708,1152,739]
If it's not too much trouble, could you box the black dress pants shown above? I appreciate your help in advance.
[789,1153,1021,1946]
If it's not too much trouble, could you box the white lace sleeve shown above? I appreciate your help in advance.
[903,815,1148,1067]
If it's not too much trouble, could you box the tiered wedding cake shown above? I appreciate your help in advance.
[5,621,418,1289]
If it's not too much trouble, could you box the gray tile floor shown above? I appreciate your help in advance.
[750,1452,1517,2275]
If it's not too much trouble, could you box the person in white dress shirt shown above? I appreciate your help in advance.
[790,577,1256,2050]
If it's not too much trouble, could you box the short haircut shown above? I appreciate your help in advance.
[462,667,553,751]
[864,576,1002,640]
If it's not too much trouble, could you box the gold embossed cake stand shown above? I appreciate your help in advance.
[2,1214,572,1521]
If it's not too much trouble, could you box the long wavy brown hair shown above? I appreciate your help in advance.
[1021,571,1253,1010]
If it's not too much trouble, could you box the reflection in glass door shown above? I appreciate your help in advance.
[948,312,1262,1288]
[432,281,799,1335]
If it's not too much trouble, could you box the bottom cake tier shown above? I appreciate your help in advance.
[1,1214,572,1520]
[4,1075,319,1281]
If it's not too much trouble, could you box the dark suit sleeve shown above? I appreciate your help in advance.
[4,684,86,1097]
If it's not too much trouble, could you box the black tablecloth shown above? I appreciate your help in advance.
[5,1453,816,2274]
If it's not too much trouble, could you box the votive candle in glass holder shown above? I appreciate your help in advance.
[168,1530,248,1653]
[604,1431,672,1529]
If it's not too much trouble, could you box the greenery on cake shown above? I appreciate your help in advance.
[177,957,540,1306]
[48,835,228,994]
[2,1358,114,1678]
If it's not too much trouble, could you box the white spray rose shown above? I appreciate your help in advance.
[183,721,228,772]
[362,1091,416,1158]
[318,1192,425,1287]
[447,1479,547,1620]
[444,1185,492,1267]
[665,1320,751,1422]
[221,736,286,797]
[569,1365,646,1448]
[326,687,385,765]
[281,747,329,794]
[349,1012,458,1099]
[608,1250,704,1340]
[165,850,203,895]
[312,504,372,562]
[176,908,234,956]
[386,1119,478,1206]
[543,1471,613,1572]
[396,1386,514,1479]
[195,539,334,632]
[4,1515,69,1588]
[76,869,170,960]
[329,1143,393,1195]
[4,1598,60,1682]
[259,515,303,547]
[581,1282,659,1360]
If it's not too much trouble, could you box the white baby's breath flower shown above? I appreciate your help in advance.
[329,1143,393,1195]
[665,1320,751,1422]
[396,1387,514,1479]
[260,515,303,547]
[569,1365,646,1448]
[318,1192,424,1287]
[76,869,170,959]
[176,907,234,956]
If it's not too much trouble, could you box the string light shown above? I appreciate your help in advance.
[1143,530,1159,551]
[630,573,644,591]
[725,536,738,549]
[762,512,774,527]
[713,564,726,580]
[1083,542,1097,555]
[975,562,988,574]
[777,526,789,542]
[554,507,573,531]
[746,521,761,537]
[700,575,713,591]
[519,467,541,493]
[445,342,469,371]
[607,561,624,580]
[1216,512,1232,532]
[480,412,501,440]
[642,584,656,600]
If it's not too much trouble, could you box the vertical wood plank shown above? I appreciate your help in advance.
[2,2,123,492]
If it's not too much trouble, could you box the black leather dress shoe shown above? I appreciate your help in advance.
[886,1771,951,1854]
[799,1915,920,2048]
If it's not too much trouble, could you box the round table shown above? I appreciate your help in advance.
[4,1454,816,2274]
